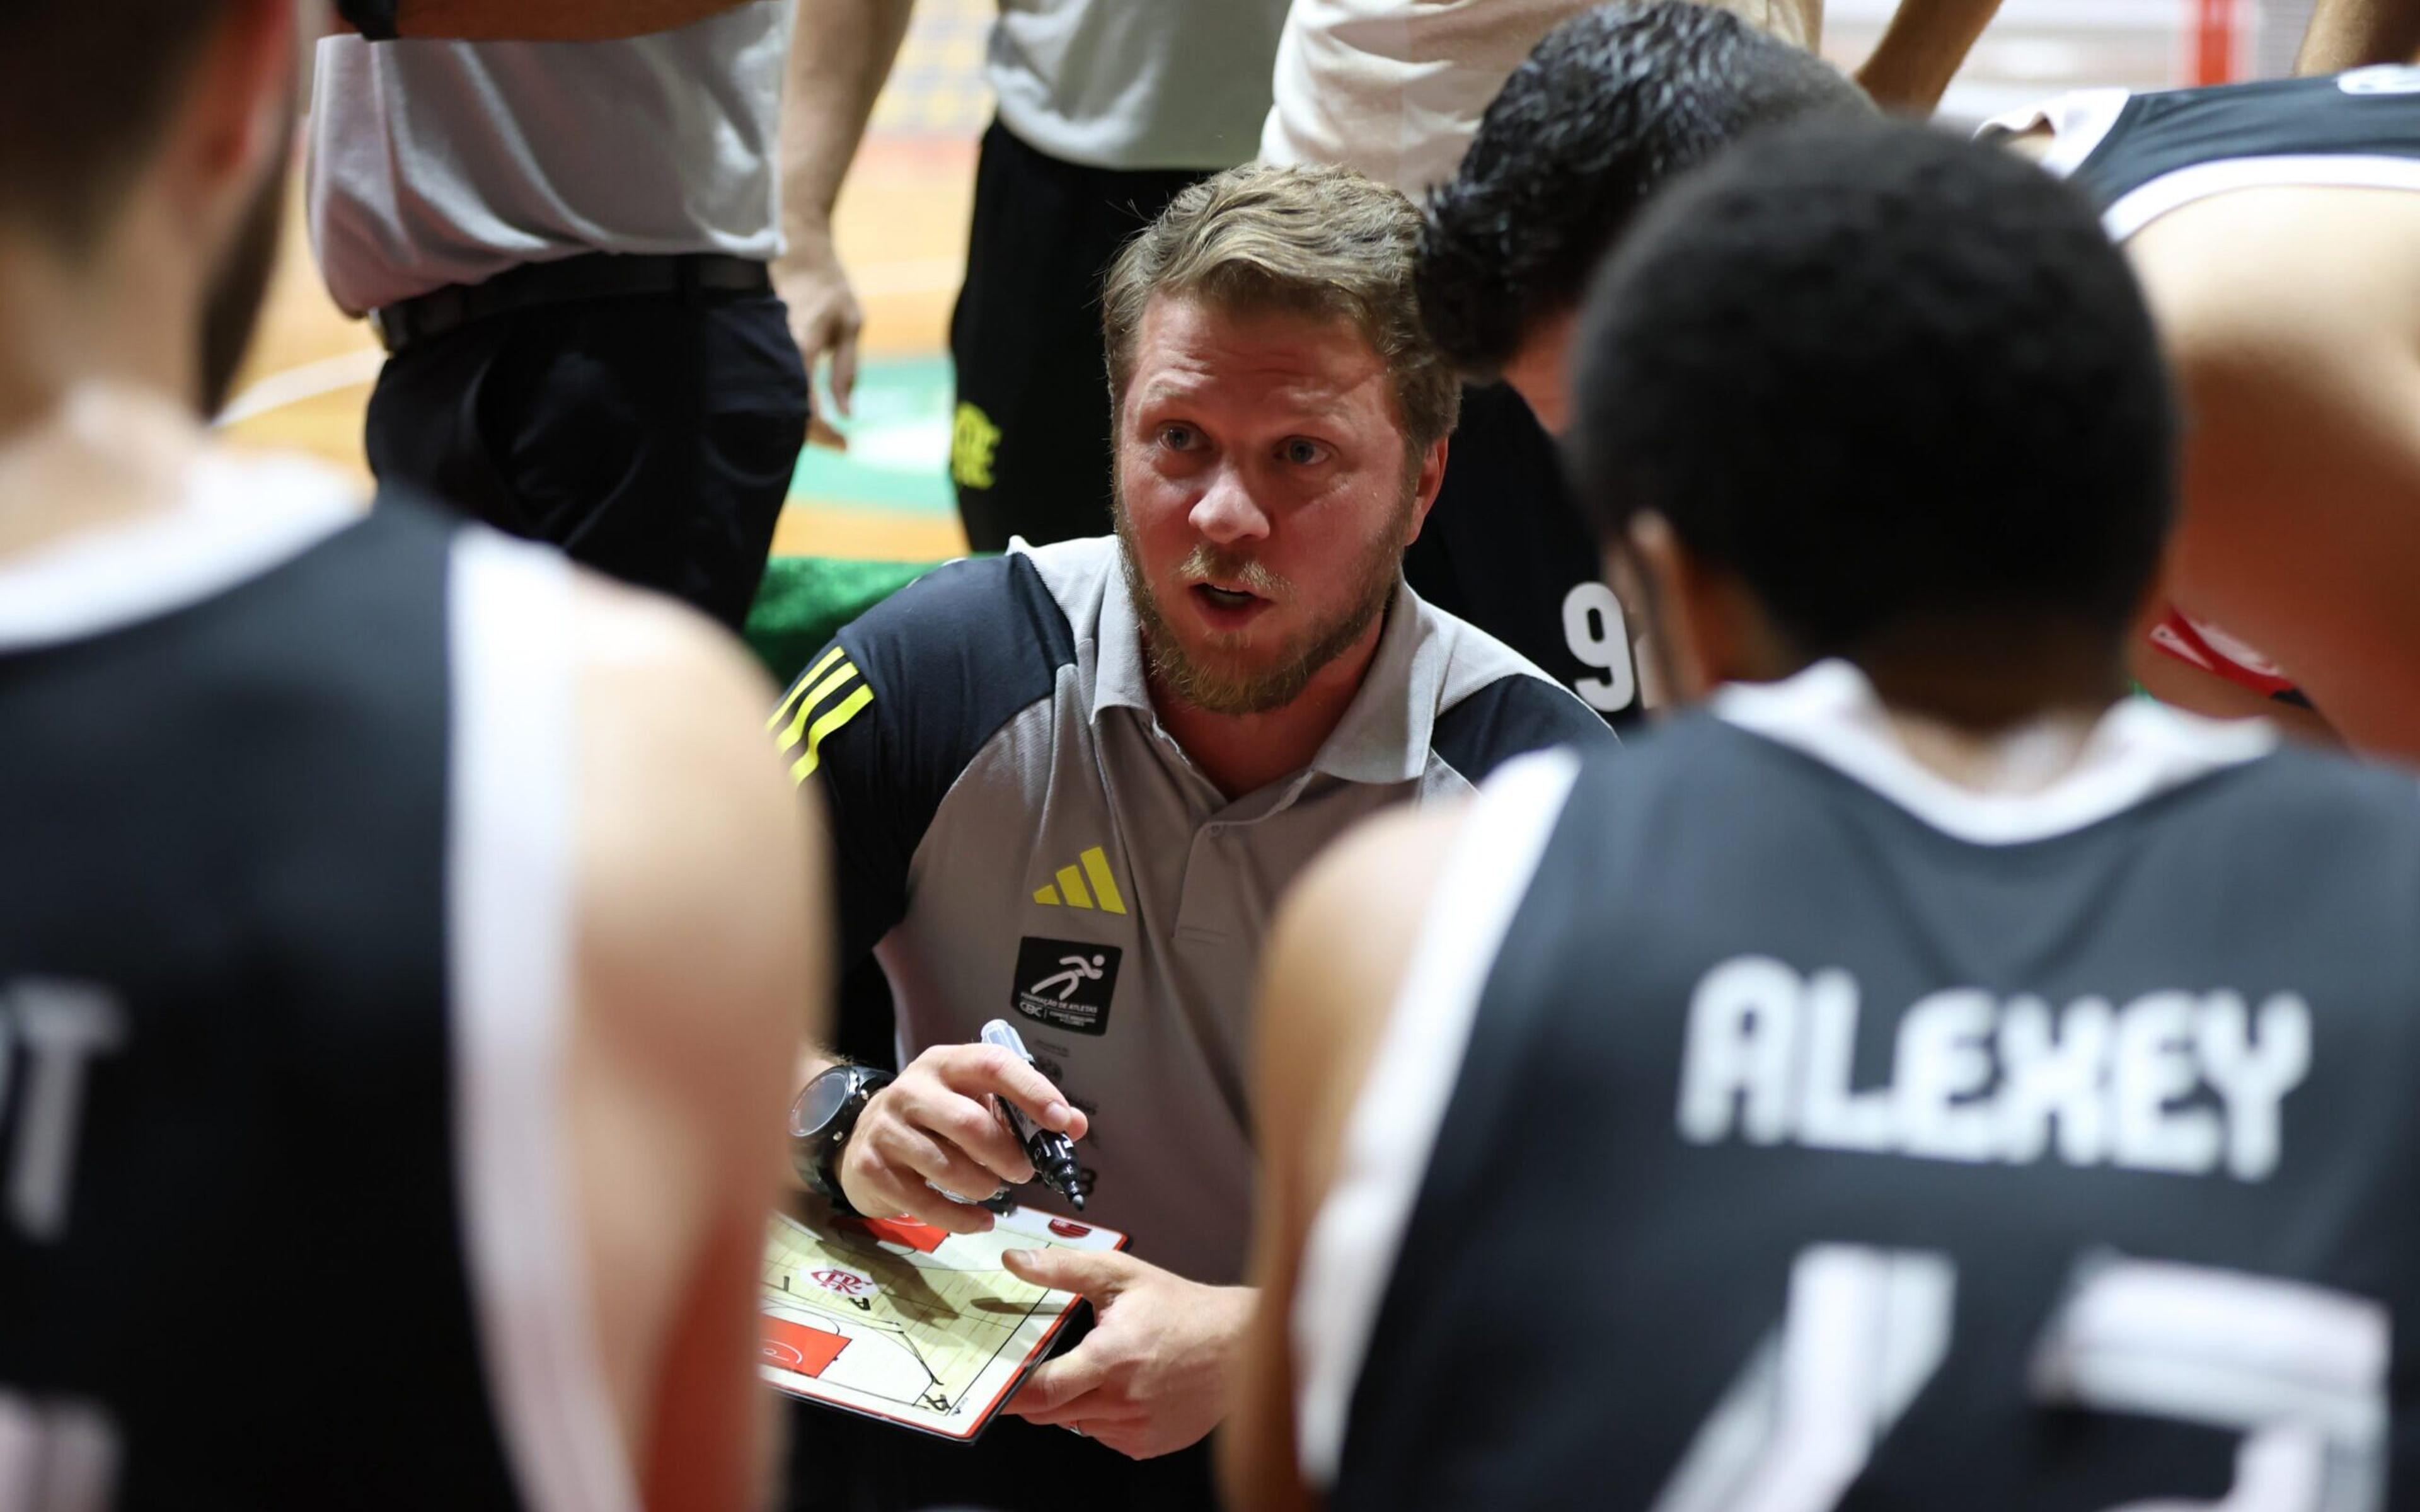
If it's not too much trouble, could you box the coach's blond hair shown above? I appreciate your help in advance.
[1101,163,1462,462]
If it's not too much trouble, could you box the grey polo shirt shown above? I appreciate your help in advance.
[780,536,1613,1283]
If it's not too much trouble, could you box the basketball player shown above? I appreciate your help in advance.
[1231,123,2420,1511]
[1265,0,1999,726]
[0,3,819,1508]
[1411,3,1874,710]
[1985,65,2420,754]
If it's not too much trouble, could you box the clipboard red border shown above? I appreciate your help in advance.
[762,1213,1129,1443]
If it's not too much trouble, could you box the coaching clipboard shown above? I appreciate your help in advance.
[758,1201,1127,1441]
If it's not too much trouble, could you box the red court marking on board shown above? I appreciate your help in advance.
[763,1317,850,1378]
[841,1215,950,1254]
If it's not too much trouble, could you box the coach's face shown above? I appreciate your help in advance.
[1113,295,1448,716]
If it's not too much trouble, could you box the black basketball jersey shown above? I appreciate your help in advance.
[1403,384,1645,731]
[2039,66,2420,239]
[0,485,591,1509]
[1317,670,2420,1511]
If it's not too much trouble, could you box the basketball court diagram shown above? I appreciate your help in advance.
[759,1206,1126,1439]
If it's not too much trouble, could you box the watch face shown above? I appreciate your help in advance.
[790,1070,857,1140]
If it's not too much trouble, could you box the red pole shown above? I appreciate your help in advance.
[2189,0,2241,84]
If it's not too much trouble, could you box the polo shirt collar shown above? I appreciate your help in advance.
[1090,563,1434,789]
[1092,558,1159,723]
[1306,580,1433,786]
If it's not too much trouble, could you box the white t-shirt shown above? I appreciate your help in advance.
[988,0,1290,172]
[307,3,793,314]
[1259,0,1593,197]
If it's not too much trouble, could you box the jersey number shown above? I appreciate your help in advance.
[1651,1245,2388,1512]
[1561,583,1638,714]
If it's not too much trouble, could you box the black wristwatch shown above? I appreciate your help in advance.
[789,1064,894,1215]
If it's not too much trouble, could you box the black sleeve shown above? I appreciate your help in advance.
[336,0,402,39]
[1432,673,1622,785]
[769,554,1078,1029]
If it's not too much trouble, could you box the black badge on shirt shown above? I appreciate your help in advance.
[1011,937,1123,1036]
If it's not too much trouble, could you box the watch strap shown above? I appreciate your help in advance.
[797,1067,894,1216]
[337,0,403,40]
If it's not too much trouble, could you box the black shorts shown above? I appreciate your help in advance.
[1405,382,1642,728]
[949,120,1209,553]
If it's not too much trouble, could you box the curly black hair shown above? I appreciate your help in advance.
[1567,120,2175,658]
[1417,1,1869,377]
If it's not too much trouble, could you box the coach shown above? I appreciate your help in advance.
[777,163,1614,1509]
[309,0,812,630]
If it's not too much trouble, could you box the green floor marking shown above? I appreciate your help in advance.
[790,353,959,517]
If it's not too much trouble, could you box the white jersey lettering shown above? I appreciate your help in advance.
[1674,958,2311,1181]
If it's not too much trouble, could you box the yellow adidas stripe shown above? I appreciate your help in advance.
[1055,863,1093,908]
[777,662,863,753]
[1080,846,1127,915]
[768,644,848,733]
[791,687,874,784]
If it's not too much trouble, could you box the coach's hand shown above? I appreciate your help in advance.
[1000,1249,1252,1460]
[771,219,861,452]
[834,1043,1088,1234]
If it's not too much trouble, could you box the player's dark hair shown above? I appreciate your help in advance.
[1417,1,1870,376]
[0,2,228,247]
[1567,121,2175,658]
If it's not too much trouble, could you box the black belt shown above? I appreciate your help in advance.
[369,252,773,353]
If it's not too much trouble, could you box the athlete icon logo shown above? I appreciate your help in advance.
[1011,936,1124,1036]
[1028,954,1107,1002]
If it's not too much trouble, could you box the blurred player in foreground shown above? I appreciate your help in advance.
[1233,123,2420,1511]
[1986,60,2420,754]
[0,3,819,1506]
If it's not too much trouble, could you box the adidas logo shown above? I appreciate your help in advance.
[1033,845,1127,915]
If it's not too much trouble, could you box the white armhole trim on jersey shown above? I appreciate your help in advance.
[2099,152,2420,241]
[1974,88,2131,180]
[1291,747,1584,1488]
[1715,660,2276,846]
[449,530,642,1512]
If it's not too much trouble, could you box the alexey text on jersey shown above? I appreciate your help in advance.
[1677,956,2308,1181]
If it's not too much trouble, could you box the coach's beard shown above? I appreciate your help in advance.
[1114,483,1415,718]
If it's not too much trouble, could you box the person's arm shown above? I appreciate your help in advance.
[775,0,918,450]
[338,0,763,41]
[569,578,825,1512]
[2131,197,2420,759]
[2294,0,2420,72]
[1223,805,1465,1512]
[768,565,1093,1233]
[1853,0,2007,114]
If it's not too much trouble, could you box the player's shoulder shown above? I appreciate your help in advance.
[770,543,1098,789]
[1417,594,1618,786]
[2215,735,2420,832]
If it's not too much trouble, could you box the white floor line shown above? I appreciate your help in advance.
[213,346,388,428]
